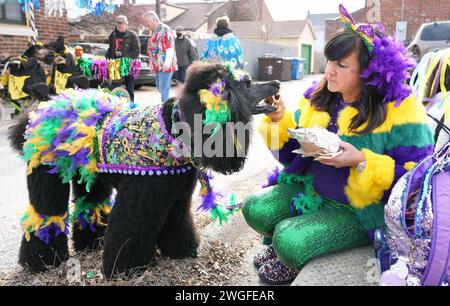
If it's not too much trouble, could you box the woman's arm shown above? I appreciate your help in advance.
[257,96,305,167]
[322,96,435,230]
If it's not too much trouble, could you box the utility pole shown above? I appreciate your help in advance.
[156,0,161,18]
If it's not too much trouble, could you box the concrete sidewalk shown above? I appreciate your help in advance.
[213,213,379,286]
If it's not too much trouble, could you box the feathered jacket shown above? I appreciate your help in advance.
[258,92,435,231]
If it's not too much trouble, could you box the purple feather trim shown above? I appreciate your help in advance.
[262,167,281,188]
[197,190,223,212]
[35,222,69,245]
[196,170,223,212]
[360,31,416,106]
[303,81,319,100]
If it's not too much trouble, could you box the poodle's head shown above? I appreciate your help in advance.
[42,36,68,65]
[177,61,281,174]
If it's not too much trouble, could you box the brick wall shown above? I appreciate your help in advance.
[233,0,262,21]
[325,0,450,45]
[206,1,234,30]
[207,0,273,31]
[0,0,69,58]
[380,0,450,43]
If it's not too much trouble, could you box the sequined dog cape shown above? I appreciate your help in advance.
[95,103,192,175]
[23,89,191,193]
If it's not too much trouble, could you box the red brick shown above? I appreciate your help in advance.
[0,0,69,57]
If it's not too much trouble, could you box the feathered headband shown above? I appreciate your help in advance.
[339,4,375,53]
[198,62,247,135]
[338,4,416,105]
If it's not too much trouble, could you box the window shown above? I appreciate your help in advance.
[0,0,26,24]
[421,22,450,41]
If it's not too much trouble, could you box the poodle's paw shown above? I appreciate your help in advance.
[72,222,107,252]
[18,234,69,272]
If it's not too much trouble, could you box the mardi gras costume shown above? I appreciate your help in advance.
[410,48,450,152]
[19,70,246,244]
[373,49,450,287]
[242,4,435,283]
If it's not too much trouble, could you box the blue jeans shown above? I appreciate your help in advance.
[124,75,135,102]
[156,71,173,103]
[174,65,188,83]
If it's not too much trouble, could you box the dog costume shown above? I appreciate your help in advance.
[242,4,435,279]
[20,85,241,244]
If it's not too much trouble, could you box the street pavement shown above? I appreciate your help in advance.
[0,76,323,278]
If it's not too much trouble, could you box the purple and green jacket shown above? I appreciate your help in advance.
[258,91,434,230]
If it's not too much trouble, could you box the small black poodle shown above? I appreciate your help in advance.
[9,61,280,279]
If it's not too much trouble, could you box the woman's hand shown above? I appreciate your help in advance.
[264,95,286,122]
[318,141,365,168]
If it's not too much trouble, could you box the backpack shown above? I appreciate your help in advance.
[378,142,450,286]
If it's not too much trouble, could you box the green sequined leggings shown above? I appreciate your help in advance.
[242,182,370,269]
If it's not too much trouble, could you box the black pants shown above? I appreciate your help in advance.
[124,75,135,102]
[174,65,188,83]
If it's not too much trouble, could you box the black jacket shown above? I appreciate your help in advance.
[175,36,197,67]
[214,27,233,37]
[105,29,140,59]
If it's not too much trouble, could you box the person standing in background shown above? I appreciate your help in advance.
[143,11,178,103]
[105,15,140,102]
[174,26,197,83]
[201,15,245,69]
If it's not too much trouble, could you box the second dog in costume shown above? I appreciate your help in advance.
[242,4,435,285]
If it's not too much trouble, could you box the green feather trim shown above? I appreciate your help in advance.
[292,192,322,215]
[210,204,232,225]
[355,203,386,230]
[203,107,231,136]
[340,123,434,153]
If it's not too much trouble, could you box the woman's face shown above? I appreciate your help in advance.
[325,50,362,100]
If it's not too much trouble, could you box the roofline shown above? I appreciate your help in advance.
[205,0,232,18]
[306,20,317,40]
[160,2,189,11]
[166,0,229,30]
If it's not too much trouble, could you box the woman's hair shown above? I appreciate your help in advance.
[310,29,387,135]
[216,15,230,29]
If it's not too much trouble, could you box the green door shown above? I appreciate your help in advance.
[301,44,312,75]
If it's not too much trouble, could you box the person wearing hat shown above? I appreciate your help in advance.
[174,26,198,83]
[105,15,141,102]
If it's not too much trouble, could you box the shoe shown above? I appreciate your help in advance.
[253,245,277,269]
[258,258,299,285]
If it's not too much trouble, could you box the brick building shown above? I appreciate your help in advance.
[0,0,69,58]
[326,0,450,44]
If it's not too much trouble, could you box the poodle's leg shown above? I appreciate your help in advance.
[157,176,199,259]
[19,166,70,272]
[102,176,178,279]
[71,178,114,252]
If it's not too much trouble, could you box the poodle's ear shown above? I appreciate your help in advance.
[184,62,226,95]
[57,36,65,44]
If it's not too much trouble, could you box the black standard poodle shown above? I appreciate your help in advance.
[8,61,280,279]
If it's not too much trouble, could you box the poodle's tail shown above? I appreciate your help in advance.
[8,113,28,153]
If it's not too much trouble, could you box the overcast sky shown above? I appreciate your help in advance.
[67,0,366,19]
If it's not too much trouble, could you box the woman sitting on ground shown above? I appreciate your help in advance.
[242,5,435,285]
